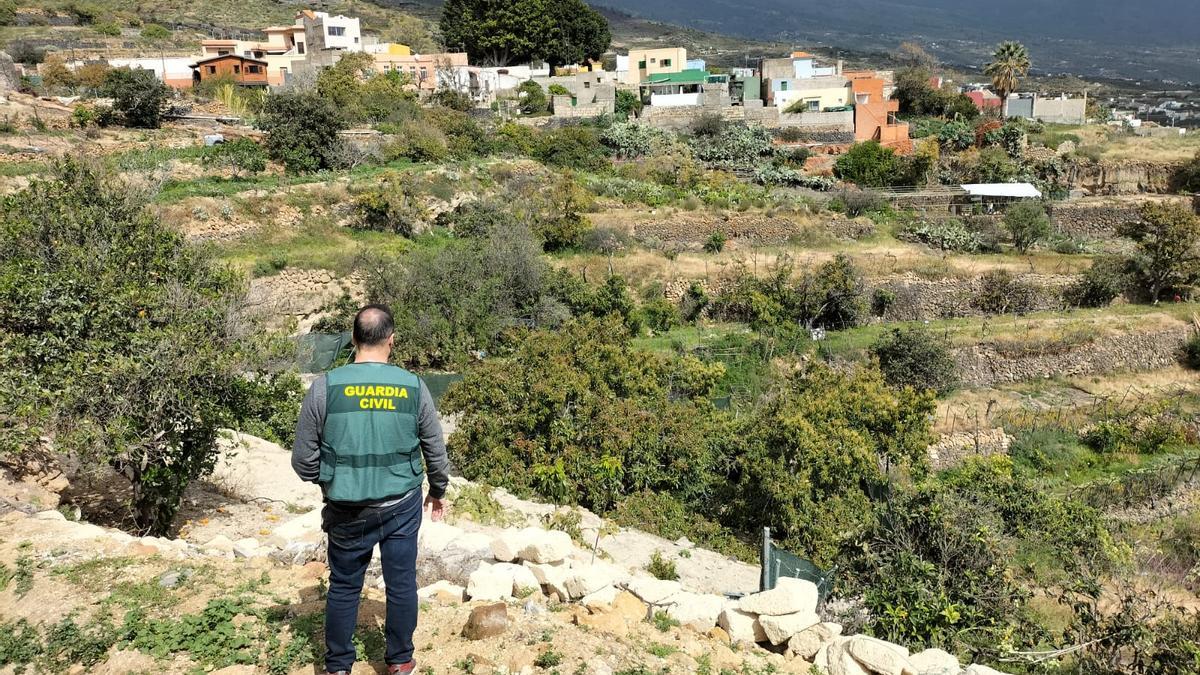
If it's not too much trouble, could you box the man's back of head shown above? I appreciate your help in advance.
[353,304,394,348]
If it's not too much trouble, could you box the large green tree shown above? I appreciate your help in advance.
[0,160,294,534]
[984,41,1031,117]
[258,92,345,173]
[1118,201,1200,302]
[440,0,610,69]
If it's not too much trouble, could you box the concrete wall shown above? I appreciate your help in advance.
[778,110,854,131]
[1032,96,1086,124]
[1006,96,1034,118]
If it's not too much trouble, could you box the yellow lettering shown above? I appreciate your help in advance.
[344,385,356,397]
[358,397,370,409]
[397,387,408,399]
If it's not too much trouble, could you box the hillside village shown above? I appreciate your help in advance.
[2,0,1200,674]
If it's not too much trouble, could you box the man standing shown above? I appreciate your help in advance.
[292,304,450,675]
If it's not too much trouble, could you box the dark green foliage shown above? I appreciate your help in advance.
[535,125,607,171]
[442,317,728,511]
[0,160,294,533]
[428,88,474,112]
[1063,256,1128,308]
[436,198,511,238]
[834,141,899,187]
[612,491,754,561]
[614,89,642,120]
[201,138,267,177]
[352,174,429,238]
[711,254,867,330]
[703,230,726,254]
[258,93,346,173]
[356,225,565,368]
[937,120,974,151]
[1185,332,1200,370]
[900,218,983,252]
[517,80,548,114]
[440,0,609,69]
[974,147,1018,183]
[1118,201,1200,302]
[646,551,679,581]
[1173,151,1200,193]
[972,269,1038,315]
[893,67,979,120]
[729,364,936,565]
[102,67,170,128]
[1058,582,1200,674]
[829,191,887,218]
[1003,201,1051,253]
[870,327,957,395]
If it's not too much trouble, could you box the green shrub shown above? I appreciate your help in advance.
[599,121,666,159]
[517,80,548,115]
[1185,332,1200,370]
[834,141,900,187]
[1003,201,1051,253]
[711,253,867,330]
[427,88,474,112]
[1118,201,1200,303]
[352,177,429,238]
[442,317,729,511]
[0,160,292,533]
[729,363,935,565]
[102,67,171,128]
[259,93,346,173]
[870,327,957,395]
[1173,151,1200,193]
[548,83,570,96]
[900,218,983,252]
[972,269,1038,315]
[937,120,974,151]
[703,230,726,254]
[1063,256,1128,308]
[646,551,679,581]
[201,138,267,177]
[614,89,642,120]
[535,125,608,171]
[613,491,754,561]
[828,191,887,217]
[691,123,773,169]
[383,122,448,163]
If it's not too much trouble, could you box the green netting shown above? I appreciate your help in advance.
[761,531,833,603]
[297,332,353,373]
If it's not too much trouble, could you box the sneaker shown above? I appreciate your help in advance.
[388,662,417,674]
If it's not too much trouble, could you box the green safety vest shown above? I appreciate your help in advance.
[319,362,424,504]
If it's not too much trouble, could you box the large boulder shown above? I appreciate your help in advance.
[267,508,323,548]
[418,520,464,554]
[418,533,492,586]
[467,563,515,602]
[524,561,572,599]
[909,649,960,675]
[738,577,819,616]
[843,636,916,675]
[663,592,725,631]
[564,564,618,599]
[623,577,682,605]
[492,562,540,595]
[418,580,465,604]
[788,622,842,660]
[758,611,821,645]
[518,529,574,563]
[462,603,508,640]
[718,606,767,643]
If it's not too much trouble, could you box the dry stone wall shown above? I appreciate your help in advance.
[927,429,1012,470]
[953,327,1189,386]
[1049,203,1143,238]
[245,268,363,331]
[634,213,873,245]
[875,273,1072,321]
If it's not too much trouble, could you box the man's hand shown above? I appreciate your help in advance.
[424,495,446,522]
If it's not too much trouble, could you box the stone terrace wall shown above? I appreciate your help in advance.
[876,273,1073,321]
[245,268,364,331]
[927,428,1012,470]
[953,327,1189,386]
[633,213,873,245]
[1049,203,1144,238]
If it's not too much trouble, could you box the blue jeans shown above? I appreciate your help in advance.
[324,489,422,672]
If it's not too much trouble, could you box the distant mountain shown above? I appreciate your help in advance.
[593,0,1200,82]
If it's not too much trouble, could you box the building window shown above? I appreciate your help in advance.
[207,66,216,74]
[780,81,788,91]
[353,37,359,43]
[248,65,260,74]
[328,26,345,36]
[297,42,305,54]
[218,50,229,56]
[855,93,870,105]
[233,65,240,74]
[638,60,646,69]
[806,99,819,112]
[661,59,671,67]
[584,81,590,88]
[887,111,899,125]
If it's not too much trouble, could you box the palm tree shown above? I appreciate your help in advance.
[984,41,1031,118]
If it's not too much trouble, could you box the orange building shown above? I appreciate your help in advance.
[190,54,271,88]
[846,71,911,153]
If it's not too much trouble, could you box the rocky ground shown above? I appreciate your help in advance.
[0,433,1014,675]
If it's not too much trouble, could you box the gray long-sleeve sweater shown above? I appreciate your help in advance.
[291,373,450,500]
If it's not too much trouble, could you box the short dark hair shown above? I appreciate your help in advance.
[352,304,394,347]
